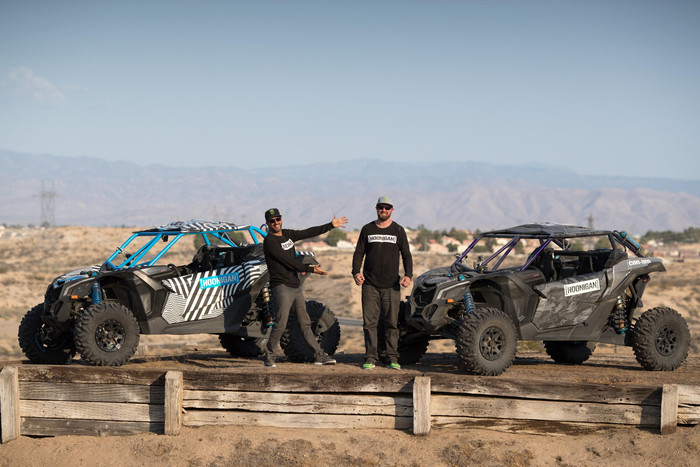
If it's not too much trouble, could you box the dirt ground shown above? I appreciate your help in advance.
[1,227,699,465]
[1,346,699,467]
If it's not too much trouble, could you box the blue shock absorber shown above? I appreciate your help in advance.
[90,281,103,305]
[463,289,475,315]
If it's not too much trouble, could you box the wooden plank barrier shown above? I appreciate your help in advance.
[1,366,20,443]
[1,364,699,443]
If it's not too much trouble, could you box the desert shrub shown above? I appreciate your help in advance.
[325,229,347,247]
[641,227,700,244]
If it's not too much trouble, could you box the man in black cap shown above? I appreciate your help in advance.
[352,196,413,370]
[263,208,348,367]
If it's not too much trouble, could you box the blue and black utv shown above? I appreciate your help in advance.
[396,223,690,375]
[18,220,340,366]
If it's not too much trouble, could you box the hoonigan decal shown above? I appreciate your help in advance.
[199,272,241,290]
[564,278,601,297]
[161,261,267,324]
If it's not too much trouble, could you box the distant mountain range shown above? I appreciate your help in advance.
[1,150,698,234]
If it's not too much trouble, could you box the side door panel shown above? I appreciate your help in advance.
[532,272,606,329]
[160,260,267,325]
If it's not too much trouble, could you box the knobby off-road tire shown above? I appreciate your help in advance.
[283,300,341,363]
[74,301,140,366]
[219,335,267,358]
[18,303,76,364]
[543,341,596,364]
[396,330,430,365]
[376,301,427,364]
[632,307,690,371]
[455,307,517,376]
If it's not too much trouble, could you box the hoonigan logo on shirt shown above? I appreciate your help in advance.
[368,234,397,244]
[199,272,241,290]
[564,278,601,297]
[281,239,294,250]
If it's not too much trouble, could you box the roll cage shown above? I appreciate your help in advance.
[102,220,267,271]
[454,223,645,274]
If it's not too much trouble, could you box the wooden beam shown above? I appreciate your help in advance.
[164,371,183,435]
[1,366,21,443]
[677,405,700,425]
[413,376,431,436]
[18,366,166,386]
[660,384,679,435]
[432,394,659,426]
[429,374,661,405]
[21,417,163,437]
[183,371,415,393]
[19,382,164,404]
[183,410,412,430]
[20,400,164,423]
[184,391,412,416]
[677,385,700,405]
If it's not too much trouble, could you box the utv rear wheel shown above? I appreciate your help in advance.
[284,300,341,363]
[377,301,426,365]
[456,307,517,376]
[219,335,266,358]
[397,330,429,365]
[543,341,596,364]
[75,301,140,366]
[18,303,76,364]
[632,307,689,371]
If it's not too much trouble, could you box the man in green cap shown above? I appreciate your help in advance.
[352,196,413,370]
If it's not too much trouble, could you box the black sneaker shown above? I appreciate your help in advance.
[314,352,336,365]
[264,355,276,367]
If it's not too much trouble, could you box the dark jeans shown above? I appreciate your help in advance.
[268,284,322,356]
[361,283,400,363]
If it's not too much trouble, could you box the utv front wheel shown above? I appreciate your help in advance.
[456,307,517,376]
[284,300,341,363]
[632,307,690,371]
[543,341,596,364]
[219,335,266,358]
[18,303,76,364]
[75,301,140,366]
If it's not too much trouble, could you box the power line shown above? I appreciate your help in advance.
[40,181,56,227]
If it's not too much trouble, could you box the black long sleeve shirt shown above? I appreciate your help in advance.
[263,222,333,288]
[352,221,413,288]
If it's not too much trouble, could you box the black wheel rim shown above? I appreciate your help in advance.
[479,326,505,361]
[655,326,677,356]
[95,319,126,352]
[36,325,67,352]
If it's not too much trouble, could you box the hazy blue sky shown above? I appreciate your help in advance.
[1,1,699,179]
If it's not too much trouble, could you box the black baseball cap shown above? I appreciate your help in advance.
[264,208,282,221]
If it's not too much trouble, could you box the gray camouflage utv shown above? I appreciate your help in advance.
[396,223,690,375]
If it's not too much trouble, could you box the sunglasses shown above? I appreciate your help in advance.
[268,216,282,223]
[376,204,393,211]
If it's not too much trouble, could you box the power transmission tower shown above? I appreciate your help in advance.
[40,181,56,227]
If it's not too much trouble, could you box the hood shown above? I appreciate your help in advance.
[52,265,101,288]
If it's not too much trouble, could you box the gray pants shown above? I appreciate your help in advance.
[268,284,322,356]
[361,283,400,363]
